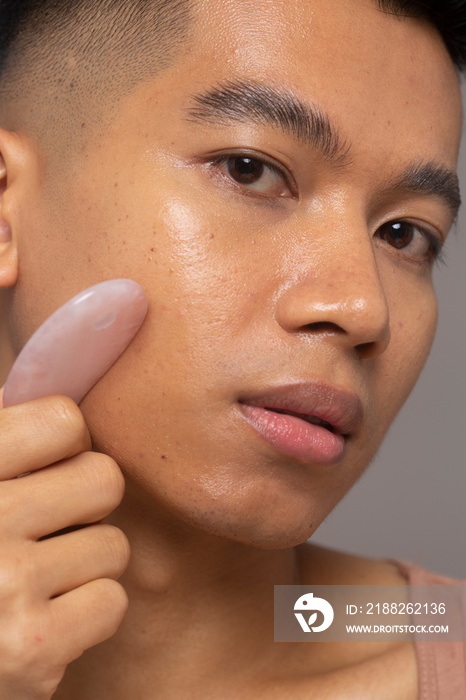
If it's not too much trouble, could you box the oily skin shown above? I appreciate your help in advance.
[0,0,462,695]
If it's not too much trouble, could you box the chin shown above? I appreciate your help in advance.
[173,495,328,550]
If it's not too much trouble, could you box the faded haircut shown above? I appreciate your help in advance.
[0,0,465,81]
[377,0,466,69]
[0,0,464,149]
[0,0,193,149]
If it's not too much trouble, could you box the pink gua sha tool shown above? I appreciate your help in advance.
[3,279,148,408]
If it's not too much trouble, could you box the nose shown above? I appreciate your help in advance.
[274,217,391,359]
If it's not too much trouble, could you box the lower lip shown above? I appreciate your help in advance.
[239,404,345,465]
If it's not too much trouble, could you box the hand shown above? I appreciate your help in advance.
[0,389,130,699]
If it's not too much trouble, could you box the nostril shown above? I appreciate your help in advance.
[303,321,344,334]
[356,331,391,359]
[356,340,375,357]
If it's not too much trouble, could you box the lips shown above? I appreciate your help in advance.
[238,381,363,465]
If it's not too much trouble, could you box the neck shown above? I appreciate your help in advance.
[55,476,302,699]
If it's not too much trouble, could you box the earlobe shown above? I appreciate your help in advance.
[0,154,12,243]
[0,130,22,288]
[0,162,18,286]
[0,234,17,287]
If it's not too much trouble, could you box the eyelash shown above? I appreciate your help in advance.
[375,220,446,267]
[208,152,446,266]
[424,232,447,266]
[209,152,295,198]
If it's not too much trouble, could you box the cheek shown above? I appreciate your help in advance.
[144,195,264,359]
[10,182,136,349]
[380,281,438,419]
[400,285,437,369]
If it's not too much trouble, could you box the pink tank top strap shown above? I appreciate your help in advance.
[389,559,466,700]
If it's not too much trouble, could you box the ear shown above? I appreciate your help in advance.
[0,128,26,288]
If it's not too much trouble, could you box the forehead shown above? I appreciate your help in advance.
[178,0,461,168]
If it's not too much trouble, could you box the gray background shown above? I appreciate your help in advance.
[314,95,466,579]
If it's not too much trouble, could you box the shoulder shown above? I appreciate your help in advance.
[387,558,465,585]
[295,543,466,700]
[296,541,410,585]
[281,543,419,699]
[296,541,465,586]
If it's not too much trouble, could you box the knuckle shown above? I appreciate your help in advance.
[0,562,20,603]
[83,453,125,505]
[83,579,128,642]
[7,618,41,667]
[0,548,34,603]
[99,525,131,572]
[4,614,57,689]
[0,492,15,531]
[98,579,129,621]
[75,452,125,517]
[44,396,91,450]
[0,397,90,479]
[0,580,47,676]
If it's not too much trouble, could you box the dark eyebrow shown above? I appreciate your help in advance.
[384,162,461,219]
[184,79,351,164]
[185,81,461,217]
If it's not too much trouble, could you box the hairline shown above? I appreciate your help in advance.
[0,0,460,159]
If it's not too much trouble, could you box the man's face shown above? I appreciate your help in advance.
[10,0,462,546]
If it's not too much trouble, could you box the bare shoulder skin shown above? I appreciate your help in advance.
[275,544,418,699]
[297,542,408,587]
[0,0,461,697]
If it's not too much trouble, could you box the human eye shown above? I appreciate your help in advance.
[376,220,445,265]
[210,152,295,198]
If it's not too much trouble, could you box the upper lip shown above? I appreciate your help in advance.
[238,381,363,436]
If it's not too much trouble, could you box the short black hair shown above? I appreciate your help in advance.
[0,0,463,154]
[0,0,465,78]
[0,0,193,149]
[0,0,192,79]
[377,0,466,70]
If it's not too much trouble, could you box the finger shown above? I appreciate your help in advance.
[0,395,92,480]
[35,524,130,598]
[2,451,125,540]
[0,385,4,410]
[48,579,129,665]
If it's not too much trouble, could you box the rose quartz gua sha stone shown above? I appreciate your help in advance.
[3,279,148,408]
